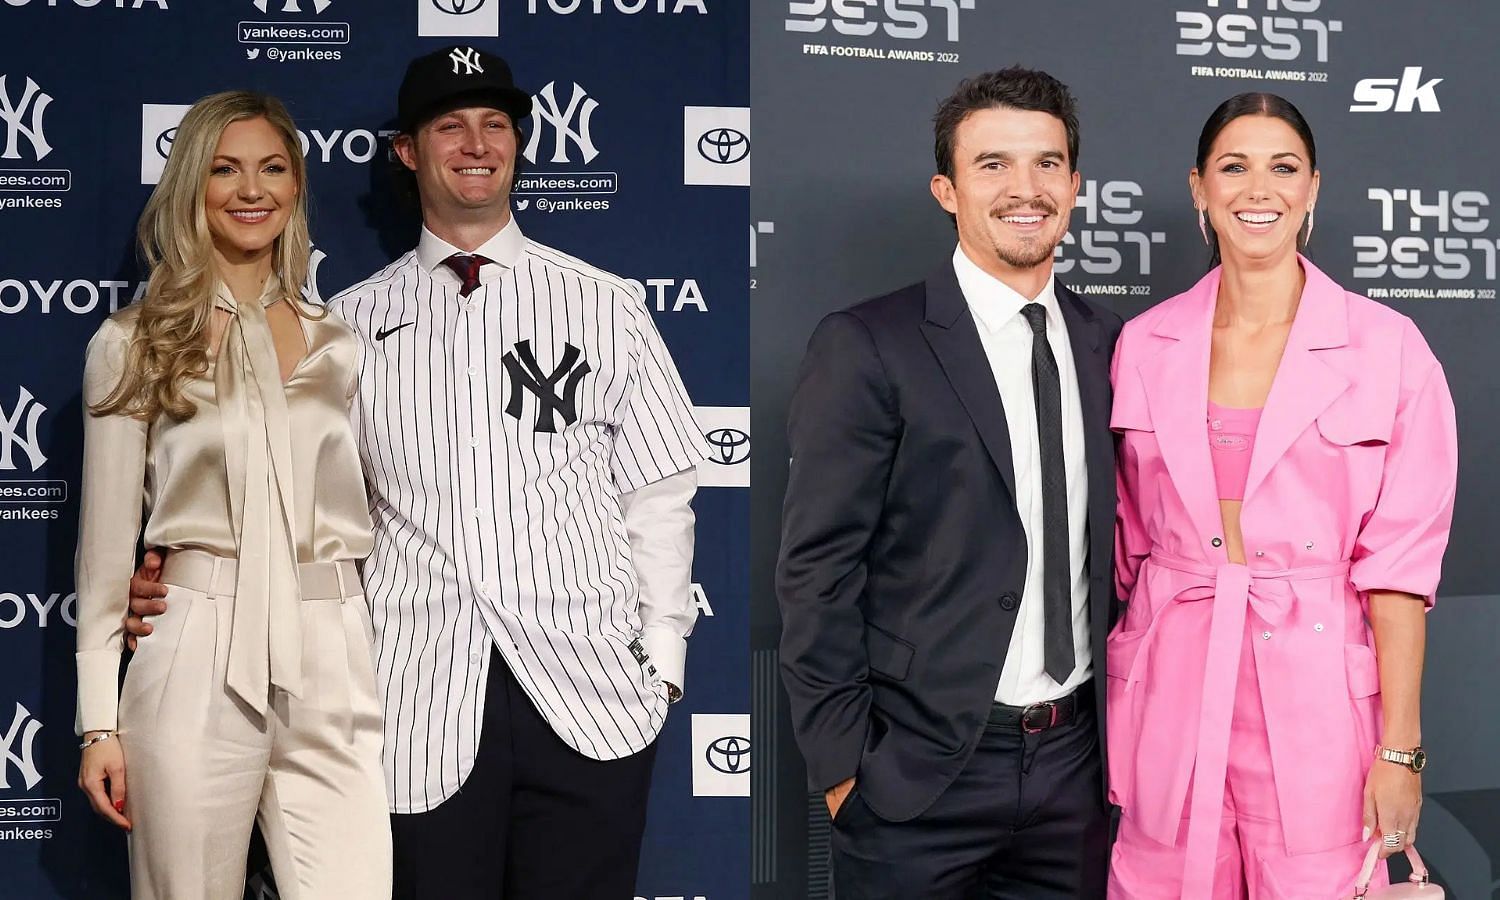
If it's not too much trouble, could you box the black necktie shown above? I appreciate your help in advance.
[443,253,492,297]
[1019,302,1075,685]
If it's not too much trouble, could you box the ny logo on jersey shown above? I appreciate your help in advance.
[0,75,53,161]
[0,385,48,471]
[502,340,591,433]
[0,702,42,791]
[524,81,599,164]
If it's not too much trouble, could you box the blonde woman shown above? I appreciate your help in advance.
[74,91,390,898]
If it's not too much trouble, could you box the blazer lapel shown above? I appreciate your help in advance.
[1137,270,1225,551]
[1242,258,1351,503]
[919,262,1017,503]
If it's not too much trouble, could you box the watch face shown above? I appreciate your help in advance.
[1411,749,1427,772]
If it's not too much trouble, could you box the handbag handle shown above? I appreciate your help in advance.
[1353,841,1432,897]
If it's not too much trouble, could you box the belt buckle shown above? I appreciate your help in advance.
[1021,701,1058,734]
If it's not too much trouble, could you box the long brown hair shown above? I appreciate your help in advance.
[93,91,315,421]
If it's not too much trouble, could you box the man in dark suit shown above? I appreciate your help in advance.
[777,68,1122,899]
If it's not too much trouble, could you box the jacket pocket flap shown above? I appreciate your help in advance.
[1345,643,1380,698]
[865,624,915,681]
[1105,628,1148,681]
[1110,390,1154,434]
[1316,400,1393,447]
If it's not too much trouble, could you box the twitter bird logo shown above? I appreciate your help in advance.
[515,200,531,211]
[246,48,261,60]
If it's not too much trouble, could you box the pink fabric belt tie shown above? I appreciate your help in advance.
[1138,550,1352,899]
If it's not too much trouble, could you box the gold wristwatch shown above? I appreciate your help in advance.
[1376,745,1427,773]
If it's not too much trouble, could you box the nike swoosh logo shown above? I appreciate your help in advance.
[375,322,414,341]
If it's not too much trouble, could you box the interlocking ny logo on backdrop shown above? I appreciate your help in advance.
[0,386,47,472]
[0,76,52,161]
[525,82,599,164]
[253,0,332,12]
[1,702,43,791]
[502,340,591,433]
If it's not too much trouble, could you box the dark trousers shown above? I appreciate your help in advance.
[390,647,658,899]
[832,696,1109,900]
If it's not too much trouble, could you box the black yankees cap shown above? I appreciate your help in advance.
[397,45,533,132]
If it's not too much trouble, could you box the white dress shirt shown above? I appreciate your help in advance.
[951,245,1092,705]
[328,217,707,812]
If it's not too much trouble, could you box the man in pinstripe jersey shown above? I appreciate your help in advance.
[124,45,708,899]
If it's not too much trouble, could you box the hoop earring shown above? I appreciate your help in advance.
[1304,206,1315,246]
[1198,207,1209,246]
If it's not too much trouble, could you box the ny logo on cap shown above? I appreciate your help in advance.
[450,47,485,75]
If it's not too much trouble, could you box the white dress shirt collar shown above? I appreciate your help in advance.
[950,244,1061,336]
[415,215,526,275]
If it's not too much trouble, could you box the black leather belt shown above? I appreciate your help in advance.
[986,689,1089,733]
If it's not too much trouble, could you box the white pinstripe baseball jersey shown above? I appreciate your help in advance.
[328,217,707,812]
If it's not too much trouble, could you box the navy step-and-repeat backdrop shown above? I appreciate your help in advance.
[751,1,1500,898]
[0,2,747,899]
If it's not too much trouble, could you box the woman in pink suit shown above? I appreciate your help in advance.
[1107,93,1457,898]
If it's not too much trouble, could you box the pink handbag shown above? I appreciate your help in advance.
[1353,842,1443,899]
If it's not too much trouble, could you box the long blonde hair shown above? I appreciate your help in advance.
[93,91,316,421]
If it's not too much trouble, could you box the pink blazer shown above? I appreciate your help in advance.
[1108,258,1457,880]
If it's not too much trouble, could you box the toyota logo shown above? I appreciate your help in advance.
[697,127,749,165]
[432,0,485,12]
[156,127,177,160]
[705,427,749,465]
[706,735,749,774]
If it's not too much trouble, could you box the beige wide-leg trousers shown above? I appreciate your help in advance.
[119,551,391,899]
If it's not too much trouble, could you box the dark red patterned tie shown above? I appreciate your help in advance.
[442,253,492,297]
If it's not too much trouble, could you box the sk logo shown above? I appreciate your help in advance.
[450,47,485,75]
[0,75,53,161]
[502,340,591,433]
[0,385,47,471]
[0,702,42,791]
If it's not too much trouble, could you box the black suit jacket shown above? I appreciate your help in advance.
[777,262,1123,823]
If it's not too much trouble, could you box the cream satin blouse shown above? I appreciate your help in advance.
[75,279,372,734]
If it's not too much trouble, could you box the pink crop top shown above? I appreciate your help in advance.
[1209,401,1263,501]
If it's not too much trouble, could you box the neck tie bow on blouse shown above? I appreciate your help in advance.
[214,278,302,717]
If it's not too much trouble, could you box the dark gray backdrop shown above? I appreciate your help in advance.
[751,2,1500,897]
